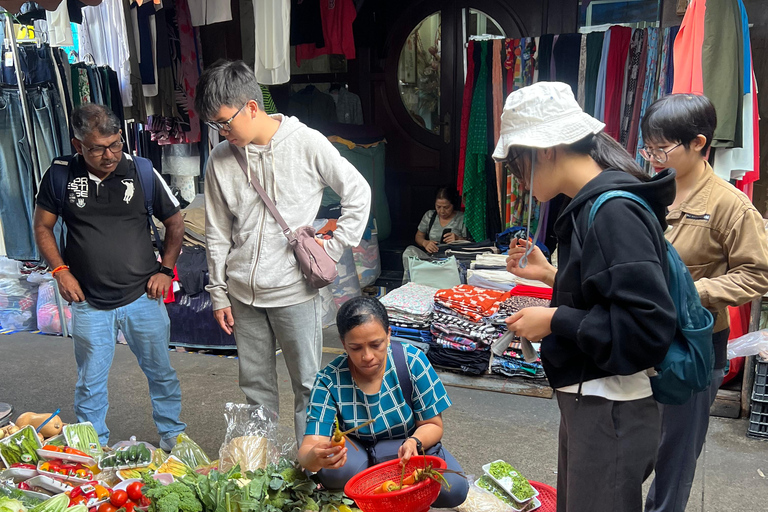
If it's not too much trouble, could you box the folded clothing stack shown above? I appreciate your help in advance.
[434,285,512,322]
[430,305,500,351]
[380,282,438,329]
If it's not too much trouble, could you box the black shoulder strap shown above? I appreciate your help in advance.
[425,211,438,241]
[133,156,165,257]
[391,340,414,410]
[50,157,74,217]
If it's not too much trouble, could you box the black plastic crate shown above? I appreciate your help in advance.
[747,400,768,440]
[752,361,768,403]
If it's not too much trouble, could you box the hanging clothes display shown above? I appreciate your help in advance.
[603,26,631,141]
[252,0,290,85]
[294,0,356,66]
[187,0,233,27]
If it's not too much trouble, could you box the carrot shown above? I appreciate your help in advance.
[373,480,399,494]
[330,416,375,452]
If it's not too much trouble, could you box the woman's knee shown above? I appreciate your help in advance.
[433,477,470,509]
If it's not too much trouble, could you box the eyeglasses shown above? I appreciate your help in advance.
[639,143,682,164]
[80,137,124,158]
[206,103,248,132]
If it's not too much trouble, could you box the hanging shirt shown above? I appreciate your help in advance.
[187,0,232,26]
[46,0,74,47]
[253,0,290,85]
[294,0,356,66]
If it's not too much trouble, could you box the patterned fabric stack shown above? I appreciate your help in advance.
[380,283,438,352]
[426,285,513,375]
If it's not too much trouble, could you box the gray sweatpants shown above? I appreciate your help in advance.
[645,367,727,512]
[230,295,323,443]
[556,392,660,512]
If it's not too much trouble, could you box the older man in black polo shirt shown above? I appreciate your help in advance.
[33,104,186,450]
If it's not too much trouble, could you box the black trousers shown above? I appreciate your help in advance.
[556,391,660,512]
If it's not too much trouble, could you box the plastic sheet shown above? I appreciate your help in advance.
[171,433,211,469]
[352,232,381,288]
[27,274,71,335]
[455,477,517,512]
[218,404,295,473]
[728,329,768,360]
[0,258,38,331]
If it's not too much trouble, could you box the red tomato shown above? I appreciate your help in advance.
[110,490,128,507]
[139,496,151,508]
[123,503,136,512]
[126,482,144,502]
[98,503,118,512]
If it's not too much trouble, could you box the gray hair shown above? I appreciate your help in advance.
[71,104,121,140]
[194,60,265,121]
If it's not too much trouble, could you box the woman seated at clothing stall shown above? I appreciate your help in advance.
[401,187,470,281]
[297,297,469,509]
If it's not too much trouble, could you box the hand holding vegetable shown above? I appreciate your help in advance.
[397,438,420,465]
[307,440,347,471]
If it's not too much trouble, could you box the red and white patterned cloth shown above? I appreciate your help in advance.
[434,285,512,322]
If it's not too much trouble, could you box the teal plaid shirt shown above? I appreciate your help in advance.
[305,343,452,442]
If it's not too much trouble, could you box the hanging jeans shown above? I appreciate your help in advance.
[27,86,72,182]
[0,88,37,260]
[0,44,55,86]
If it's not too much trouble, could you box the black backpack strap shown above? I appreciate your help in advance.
[49,157,74,256]
[425,211,438,241]
[391,340,414,410]
[133,156,164,257]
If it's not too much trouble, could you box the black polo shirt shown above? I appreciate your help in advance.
[36,154,180,310]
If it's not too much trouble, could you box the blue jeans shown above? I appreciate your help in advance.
[0,89,37,260]
[71,294,186,446]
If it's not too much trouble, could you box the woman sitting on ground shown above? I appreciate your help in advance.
[297,296,469,508]
[402,187,469,281]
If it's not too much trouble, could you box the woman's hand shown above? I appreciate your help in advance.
[423,240,439,254]
[442,232,457,244]
[505,307,556,341]
[398,438,420,466]
[299,438,348,472]
[506,245,556,286]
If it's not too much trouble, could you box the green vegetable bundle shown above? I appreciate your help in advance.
[100,444,152,468]
[487,461,536,501]
[28,494,69,512]
[0,484,45,509]
[63,423,101,460]
[476,477,536,511]
[0,497,27,512]
[0,426,41,466]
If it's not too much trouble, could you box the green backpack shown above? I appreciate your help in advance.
[588,190,715,405]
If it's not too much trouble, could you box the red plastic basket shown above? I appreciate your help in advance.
[529,481,557,511]
[344,455,446,512]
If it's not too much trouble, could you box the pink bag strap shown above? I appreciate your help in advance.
[229,144,293,240]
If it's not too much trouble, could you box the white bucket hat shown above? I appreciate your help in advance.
[492,81,605,161]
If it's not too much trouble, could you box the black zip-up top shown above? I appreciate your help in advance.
[543,168,678,390]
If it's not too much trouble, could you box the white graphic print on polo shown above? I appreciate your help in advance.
[122,179,135,204]
[68,177,88,208]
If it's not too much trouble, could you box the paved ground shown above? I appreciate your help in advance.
[1,330,767,511]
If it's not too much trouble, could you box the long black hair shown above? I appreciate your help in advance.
[336,296,389,340]
[506,131,650,182]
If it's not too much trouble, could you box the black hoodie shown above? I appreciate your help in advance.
[543,168,678,390]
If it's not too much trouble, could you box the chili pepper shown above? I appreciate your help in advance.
[17,482,30,491]
[42,445,63,452]
[64,447,89,457]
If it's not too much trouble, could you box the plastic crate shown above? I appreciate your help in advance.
[747,400,768,440]
[751,361,768,402]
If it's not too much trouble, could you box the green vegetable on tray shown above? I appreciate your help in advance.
[28,494,69,512]
[477,477,536,511]
[488,461,536,501]
[100,443,152,468]
[0,426,41,466]
[63,423,101,459]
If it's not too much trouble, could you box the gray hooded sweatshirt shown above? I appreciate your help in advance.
[204,114,371,310]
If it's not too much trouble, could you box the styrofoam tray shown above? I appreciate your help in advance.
[37,449,96,466]
[37,460,94,485]
[482,460,539,504]
[0,425,44,467]
[0,467,38,481]
[26,475,72,494]
[475,478,541,512]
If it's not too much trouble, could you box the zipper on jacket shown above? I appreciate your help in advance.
[249,151,268,304]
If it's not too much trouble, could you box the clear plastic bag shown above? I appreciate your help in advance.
[454,477,518,512]
[171,433,211,469]
[218,404,296,473]
[728,329,768,360]
[27,274,71,335]
[0,258,38,331]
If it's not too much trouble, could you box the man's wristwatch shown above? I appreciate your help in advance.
[157,266,174,278]
[406,436,423,454]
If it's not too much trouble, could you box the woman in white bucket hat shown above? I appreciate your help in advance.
[497,82,678,512]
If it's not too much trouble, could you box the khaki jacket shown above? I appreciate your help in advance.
[666,162,768,333]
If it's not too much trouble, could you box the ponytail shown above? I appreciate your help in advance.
[569,132,650,182]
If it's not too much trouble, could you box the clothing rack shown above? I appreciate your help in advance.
[1,9,41,187]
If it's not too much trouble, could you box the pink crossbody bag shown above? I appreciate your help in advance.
[229,144,338,288]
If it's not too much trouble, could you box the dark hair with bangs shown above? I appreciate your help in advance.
[337,296,389,340]
[194,60,265,122]
[435,187,460,208]
[641,94,717,156]
[506,131,650,183]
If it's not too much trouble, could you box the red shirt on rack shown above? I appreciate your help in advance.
[295,0,356,66]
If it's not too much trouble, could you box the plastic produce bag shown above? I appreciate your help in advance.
[171,433,211,469]
[455,477,517,512]
[0,258,38,331]
[219,404,296,472]
[352,231,381,288]
[27,273,71,335]
[728,329,768,360]
[329,248,362,308]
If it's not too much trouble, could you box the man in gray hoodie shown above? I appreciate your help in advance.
[195,61,371,442]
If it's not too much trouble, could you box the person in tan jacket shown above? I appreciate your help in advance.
[640,94,768,512]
